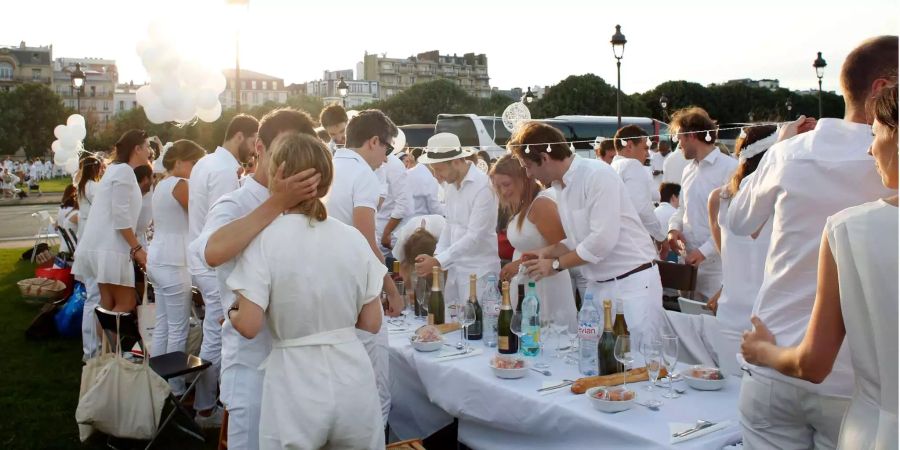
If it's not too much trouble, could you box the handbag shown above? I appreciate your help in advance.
[75,315,171,440]
[54,282,85,338]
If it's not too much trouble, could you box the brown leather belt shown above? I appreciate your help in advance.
[597,262,655,283]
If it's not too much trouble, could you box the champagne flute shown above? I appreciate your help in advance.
[415,276,428,321]
[535,318,553,369]
[661,335,680,399]
[460,302,476,353]
[510,310,524,355]
[550,310,569,358]
[640,339,662,391]
[396,280,411,326]
[614,335,633,391]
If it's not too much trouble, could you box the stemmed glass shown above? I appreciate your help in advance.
[460,302,476,353]
[535,318,553,369]
[510,311,524,355]
[550,311,569,358]
[414,276,428,321]
[614,335,634,391]
[397,281,412,326]
[640,338,663,391]
[661,335,680,399]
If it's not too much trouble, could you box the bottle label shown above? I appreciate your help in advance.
[578,324,599,339]
[498,336,509,350]
[427,313,434,325]
[491,303,500,315]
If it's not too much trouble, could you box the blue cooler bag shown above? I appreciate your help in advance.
[55,282,85,337]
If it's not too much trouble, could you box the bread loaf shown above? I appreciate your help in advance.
[570,367,669,394]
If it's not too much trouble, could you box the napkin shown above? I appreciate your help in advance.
[388,326,412,333]
[539,379,572,396]
[669,420,732,444]
[433,347,483,362]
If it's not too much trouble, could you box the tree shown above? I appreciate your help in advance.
[531,74,651,119]
[357,80,480,124]
[0,83,68,157]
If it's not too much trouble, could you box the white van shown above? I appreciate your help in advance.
[434,114,506,158]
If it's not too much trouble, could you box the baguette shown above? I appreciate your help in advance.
[570,367,669,394]
[414,322,462,335]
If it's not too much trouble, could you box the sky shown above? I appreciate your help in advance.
[2,0,897,96]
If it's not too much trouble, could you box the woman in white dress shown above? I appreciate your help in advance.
[57,184,80,255]
[76,155,103,360]
[227,133,385,450]
[490,154,577,332]
[76,156,102,242]
[742,84,899,450]
[72,129,151,313]
[147,140,205,392]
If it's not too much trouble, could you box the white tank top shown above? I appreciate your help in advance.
[148,176,189,266]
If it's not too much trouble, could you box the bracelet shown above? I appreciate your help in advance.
[129,244,143,261]
[227,305,239,320]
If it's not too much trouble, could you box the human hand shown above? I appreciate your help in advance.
[381,232,393,250]
[741,316,776,365]
[707,289,721,315]
[385,290,403,317]
[500,260,521,281]
[666,230,686,254]
[270,163,321,210]
[414,255,439,278]
[777,115,817,143]
[523,258,554,282]
[134,248,148,269]
[685,249,706,266]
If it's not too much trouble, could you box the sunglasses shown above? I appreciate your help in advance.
[383,139,395,156]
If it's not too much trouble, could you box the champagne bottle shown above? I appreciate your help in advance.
[428,266,445,325]
[597,299,619,376]
[612,299,629,372]
[466,274,483,340]
[498,281,518,354]
[391,260,401,282]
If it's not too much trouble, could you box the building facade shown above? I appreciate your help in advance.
[0,41,53,92]
[724,78,781,90]
[363,50,490,99]
[305,69,380,109]
[220,69,289,110]
[114,81,143,116]
[53,57,118,125]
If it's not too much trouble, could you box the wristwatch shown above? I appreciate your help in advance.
[227,304,239,320]
[551,258,563,272]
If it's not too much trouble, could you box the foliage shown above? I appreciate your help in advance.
[0,84,69,158]
[530,74,651,119]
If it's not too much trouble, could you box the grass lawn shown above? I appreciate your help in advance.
[0,249,216,449]
[39,178,74,194]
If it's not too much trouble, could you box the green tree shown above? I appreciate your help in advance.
[0,83,68,157]
[531,74,650,119]
[358,80,480,124]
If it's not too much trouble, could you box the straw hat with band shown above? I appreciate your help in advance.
[417,133,475,164]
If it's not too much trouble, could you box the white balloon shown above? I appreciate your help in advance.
[72,125,86,142]
[196,102,222,123]
[158,81,183,111]
[59,128,78,148]
[66,114,85,128]
[54,125,66,139]
[207,72,226,94]
[64,157,79,175]
[144,103,170,124]
[195,88,219,110]
[392,128,406,153]
[51,140,61,154]
[135,85,156,107]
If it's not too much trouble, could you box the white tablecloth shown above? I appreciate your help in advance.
[387,320,743,449]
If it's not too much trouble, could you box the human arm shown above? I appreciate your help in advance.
[708,187,723,254]
[741,230,845,383]
[172,178,189,211]
[622,162,666,241]
[229,294,265,339]
[112,173,146,266]
[727,149,779,236]
[432,185,498,271]
[225,231,270,339]
[353,206,403,317]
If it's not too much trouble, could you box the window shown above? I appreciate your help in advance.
[251,80,257,89]
[90,86,96,97]
[32,69,41,80]
[241,80,247,89]
[132,101,137,108]
[262,81,267,90]
[0,62,12,80]
[253,92,259,104]
[119,100,124,110]
[103,101,109,111]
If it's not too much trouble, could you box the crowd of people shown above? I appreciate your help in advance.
[62,35,897,449]
[0,156,68,197]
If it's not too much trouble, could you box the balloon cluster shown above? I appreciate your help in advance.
[51,114,86,175]
[135,25,226,124]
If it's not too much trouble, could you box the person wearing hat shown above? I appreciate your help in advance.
[414,132,501,310]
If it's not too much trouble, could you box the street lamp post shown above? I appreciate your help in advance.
[813,51,827,118]
[610,25,627,129]
[337,76,349,108]
[785,97,793,119]
[227,0,249,112]
[70,63,85,114]
[659,94,668,121]
[524,87,535,104]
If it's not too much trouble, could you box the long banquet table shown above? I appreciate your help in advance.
[386,320,743,449]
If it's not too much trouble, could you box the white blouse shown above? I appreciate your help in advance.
[148,177,189,267]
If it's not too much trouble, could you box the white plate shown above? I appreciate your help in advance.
[586,386,635,413]
[490,359,528,379]
[410,337,443,352]
[683,366,727,391]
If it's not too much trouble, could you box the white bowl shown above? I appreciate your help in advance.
[683,366,727,391]
[490,359,529,379]
[410,336,443,352]
[586,386,635,413]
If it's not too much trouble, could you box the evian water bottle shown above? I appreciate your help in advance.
[482,275,500,347]
[578,293,600,376]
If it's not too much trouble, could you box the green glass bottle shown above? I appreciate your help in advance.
[597,299,619,375]
[497,281,518,354]
[466,274,483,340]
[428,266,445,325]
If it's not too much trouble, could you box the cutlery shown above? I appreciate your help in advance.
[443,342,465,350]
[634,399,661,411]
[673,420,714,438]
[655,382,686,394]
[530,367,552,376]
[536,379,575,392]
[437,348,473,358]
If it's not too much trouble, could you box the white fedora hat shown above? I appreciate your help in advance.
[417,133,475,164]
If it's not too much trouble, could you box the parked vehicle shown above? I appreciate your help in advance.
[435,114,506,158]
[398,124,436,150]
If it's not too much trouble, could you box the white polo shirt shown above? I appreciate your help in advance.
[374,154,413,243]
[188,146,240,274]
[612,155,666,241]
[407,163,445,217]
[327,148,381,229]
[434,162,500,275]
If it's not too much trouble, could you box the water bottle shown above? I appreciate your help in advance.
[520,282,541,357]
[482,275,500,347]
[578,293,601,376]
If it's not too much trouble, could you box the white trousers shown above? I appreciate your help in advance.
[585,265,666,349]
[357,323,391,425]
[193,272,223,411]
[739,372,850,450]
[81,276,101,360]
[695,254,723,302]
[221,364,264,450]
[148,263,192,393]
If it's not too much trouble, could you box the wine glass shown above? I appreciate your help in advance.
[661,335,680,399]
[640,338,663,391]
[535,318,553,369]
[510,311,524,355]
[614,335,633,391]
[415,277,428,321]
[550,311,569,358]
[396,281,411,326]
[460,302,476,353]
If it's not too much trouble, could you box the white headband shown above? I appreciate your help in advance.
[739,132,777,162]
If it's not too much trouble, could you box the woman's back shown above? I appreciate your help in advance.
[149,176,189,266]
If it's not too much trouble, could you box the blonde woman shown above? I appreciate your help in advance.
[227,133,384,449]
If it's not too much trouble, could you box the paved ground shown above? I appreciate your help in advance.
[0,203,60,241]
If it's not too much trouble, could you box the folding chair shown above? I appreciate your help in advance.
[94,307,211,449]
[57,227,77,261]
[655,260,699,310]
[29,211,58,262]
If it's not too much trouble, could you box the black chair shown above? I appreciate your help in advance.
[94,307,211,449]
[655,260,699,311]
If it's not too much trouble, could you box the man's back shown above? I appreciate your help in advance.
[188,148,240,272]
[327,148,380,228]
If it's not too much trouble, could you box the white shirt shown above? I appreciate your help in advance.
[392,215,446,264]
[374,154,413,238]
[612,155,666,241]
[649,151,666,186]
[434,162,500,275]
[406,163,445,217]
[554,156,657,281]
[326,148,381,229]
[668,148,738,258]
[662,149,690,185]
[189,176,272,372]
[654,202,677,232]
[727,118,893,396]
[187,146,240,274]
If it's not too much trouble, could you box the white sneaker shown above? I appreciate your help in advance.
[194,406,224,429]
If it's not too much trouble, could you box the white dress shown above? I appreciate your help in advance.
[715,186,772,376]
[826,200,898,450]
[72,163,143,287]
[227,215,386,450]
[76,180,97,241]
[507,190,578,333]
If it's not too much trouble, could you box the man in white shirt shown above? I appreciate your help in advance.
[654,182,680,233]
[611,125,666,241]
[665,108,738,301]
[413,133,501,307]
[649,140,670,186]
[594,138,616,164]
[326,109,402,428]
[662,143,689,184]
[319,103,348,155]
[375,151,413,257]
[729,36,897,450]
[187,113,260,424]
[517,122,665,349]
[405,148,445,217]
[190,108,321,449]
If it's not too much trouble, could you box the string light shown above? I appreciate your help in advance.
[524,145,531,154]
[569,142,576,152]
[705,131,712,142]
[619,139,627,147]
[646,137,652,147]
[545,144,552,153]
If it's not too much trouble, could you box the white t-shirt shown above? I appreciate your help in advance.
[187,146,240,274]
[327,148,381,229]
[662,149,689,185]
